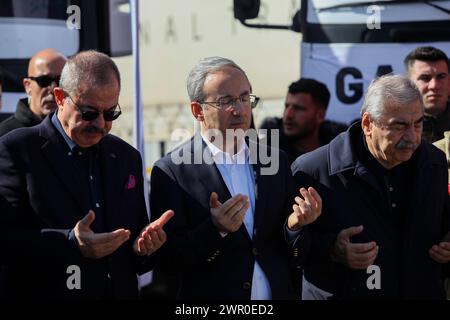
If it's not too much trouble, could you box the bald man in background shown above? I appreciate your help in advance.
[0,48,66,137]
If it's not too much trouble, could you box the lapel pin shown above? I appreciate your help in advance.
[126,174,136,190]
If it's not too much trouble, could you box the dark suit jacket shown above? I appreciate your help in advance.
[292,123,450,299]
[0,115,152,299]
[150,134,309,300]
[0,98,42,137]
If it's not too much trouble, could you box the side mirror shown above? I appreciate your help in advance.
[105,0,132,57]
[233,0,300,32]
[233,0,260,21]
[80,0,131,57]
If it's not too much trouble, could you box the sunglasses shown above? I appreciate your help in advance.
[67,95,122,122]
[28,75,60,88]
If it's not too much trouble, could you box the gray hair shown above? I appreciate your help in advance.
[360,74,422,122]
[60,50,121,97]
[186,56,250,102]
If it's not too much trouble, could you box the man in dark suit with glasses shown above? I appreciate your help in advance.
[0,50,173,299]
[0,48,67,137]
[150,56,321,300]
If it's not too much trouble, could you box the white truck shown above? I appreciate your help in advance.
[234,0,450,123]
[0,0,131,119]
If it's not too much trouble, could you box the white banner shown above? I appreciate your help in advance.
[301,41,450,124]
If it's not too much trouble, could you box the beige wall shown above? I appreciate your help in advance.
[114,0,301,109]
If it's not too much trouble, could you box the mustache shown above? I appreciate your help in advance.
[395,139,419,150]
[82,126,106,135]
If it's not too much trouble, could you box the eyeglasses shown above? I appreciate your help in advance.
[199,93,259,110]
[28,75,60,88]
[373,117,423,133]
[67,95,122,122]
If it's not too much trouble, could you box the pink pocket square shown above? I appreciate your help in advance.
[126,174,136,190]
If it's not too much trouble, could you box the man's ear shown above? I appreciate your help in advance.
[53,87,65,107]
[361,112,373,136]
[23,78,31,96]
[317,107,326,123]
[191,102,204,121]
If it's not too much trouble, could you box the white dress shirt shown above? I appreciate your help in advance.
[201,133,272,300]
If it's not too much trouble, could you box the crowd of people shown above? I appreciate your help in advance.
[0,46,449,300]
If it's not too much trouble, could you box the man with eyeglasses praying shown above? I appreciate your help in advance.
[150,56,321,300]
[0,50,173,299]
[0,48,67,137]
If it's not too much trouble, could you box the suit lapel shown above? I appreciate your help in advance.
[249,139,273,236]
[99,138,124,231]
[195,138,231,205]
[40,117,90,218]
[252,160,268,235]
[192,134,252,242]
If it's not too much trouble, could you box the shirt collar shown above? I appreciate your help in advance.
[51,112,77,151]
[200,131,249,165]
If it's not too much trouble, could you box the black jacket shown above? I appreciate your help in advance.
[292,122,450,299]
[0,115,152,299]
[422,103,450,143]
[0,98,42,137]
[150,134,309,300]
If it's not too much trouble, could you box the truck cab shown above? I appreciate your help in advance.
[0,0,131,116]
[234,0,450,123]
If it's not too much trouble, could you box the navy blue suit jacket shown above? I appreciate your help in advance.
[150,134,309,300]
[0,115,151,299]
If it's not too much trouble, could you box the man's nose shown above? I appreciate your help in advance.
[284,106,294,118]
[46,80,59,95]
[50,80,58,89]
[92,113,106,128]
[403,125,418,142]
[428,77,439,89]
[230,98,245,115]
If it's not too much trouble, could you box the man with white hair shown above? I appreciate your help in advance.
[292,74,450,299]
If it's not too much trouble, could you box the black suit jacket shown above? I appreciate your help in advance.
[0,98,42,137]
[150,134,309,300]
[292,123,450,299]
[0,115,151,299]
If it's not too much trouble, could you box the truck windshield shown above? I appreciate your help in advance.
[0,0,69,19]
[308,0,450,24]
[0,0,79,59]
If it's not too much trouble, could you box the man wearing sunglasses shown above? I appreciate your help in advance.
[0,50,173,299]
[0,48,66,137]
[150,56,321,300]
